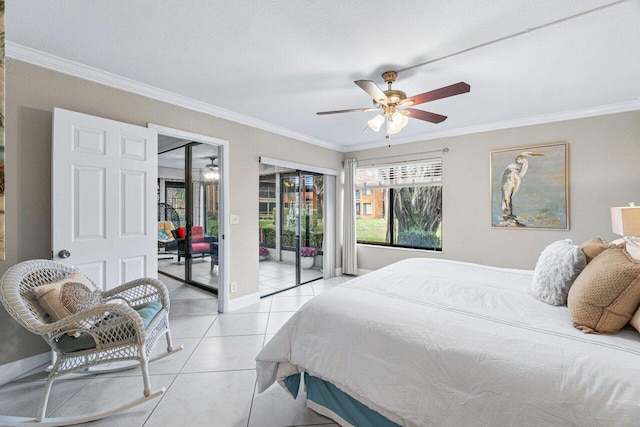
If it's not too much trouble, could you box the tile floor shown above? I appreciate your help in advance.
[158,254,324,297]
[158,254,218,290]
[0,274,351,426]
[258,260,323,297]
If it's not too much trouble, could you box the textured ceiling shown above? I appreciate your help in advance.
[7,0,640,151]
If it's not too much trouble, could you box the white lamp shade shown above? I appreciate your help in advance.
[367,115,384,132]
[392,111,408,128]
[611,206,640,236]
[387,112,408,134]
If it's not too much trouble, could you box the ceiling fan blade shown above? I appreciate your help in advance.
[403,82,470,106]
[402,108,447,123]
[317,107,377,115]
[354,80,389,103]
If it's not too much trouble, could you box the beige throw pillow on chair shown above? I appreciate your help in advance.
[32,271,104,323]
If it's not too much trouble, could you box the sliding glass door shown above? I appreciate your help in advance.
[259,166,323,297]
[299,173,324,284]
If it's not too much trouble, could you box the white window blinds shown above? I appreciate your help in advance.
[355,158,442,189]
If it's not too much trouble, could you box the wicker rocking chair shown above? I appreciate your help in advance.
[0,260,183,426]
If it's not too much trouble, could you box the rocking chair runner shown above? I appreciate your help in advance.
[0,260,183,426]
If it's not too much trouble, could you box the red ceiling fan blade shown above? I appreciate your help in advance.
[404,82,470,106]
[402,108,447,123]
[354,80,389,103]
[316,107,378,115]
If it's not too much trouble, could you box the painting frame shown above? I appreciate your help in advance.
[490,142,569,230]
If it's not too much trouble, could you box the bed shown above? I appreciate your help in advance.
[255,258,640,426]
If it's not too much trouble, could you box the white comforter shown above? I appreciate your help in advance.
[256,258,640,426]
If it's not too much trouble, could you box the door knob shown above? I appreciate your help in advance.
[58,250,71,259]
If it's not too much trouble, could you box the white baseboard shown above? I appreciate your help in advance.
[227,291,261,312]
[0,352,50,387]
[357,268,373,276]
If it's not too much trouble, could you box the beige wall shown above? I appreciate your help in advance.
[0,59,343,365]
[2,57,638,367]
[347,110,640,271]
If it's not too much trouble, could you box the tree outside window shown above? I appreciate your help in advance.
[354,158,442,250]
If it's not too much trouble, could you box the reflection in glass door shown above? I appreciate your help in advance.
[281,173,301,285]
[258,166,323,297]
[158,141,219,292]
[186,144,220,291]
[299,173,323,284]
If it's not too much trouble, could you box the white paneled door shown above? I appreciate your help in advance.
[52,108,158,290]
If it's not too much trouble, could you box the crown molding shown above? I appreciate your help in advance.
[8,42,639,155]
[340,98,640,152]
[6,42,336,151]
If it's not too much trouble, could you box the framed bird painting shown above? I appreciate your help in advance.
[490,142,568,229]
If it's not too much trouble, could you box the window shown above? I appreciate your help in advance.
[165,182,186,226]
[259,201,275,216]
[355,158,442,250]
[356,203,361,216]
[259,181,276,199]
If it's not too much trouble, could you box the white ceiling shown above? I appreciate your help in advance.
[7,1,640,152]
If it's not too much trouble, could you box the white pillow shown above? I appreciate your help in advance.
[531,239,587,305]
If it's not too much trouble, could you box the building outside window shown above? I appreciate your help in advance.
[355,158,442,250]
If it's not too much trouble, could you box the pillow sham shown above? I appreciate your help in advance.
[567,247,640,334]
[580,237,612,263]
[530,239,587,305]
[32,271,104,323]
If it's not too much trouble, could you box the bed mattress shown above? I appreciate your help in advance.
[256,258,640,426]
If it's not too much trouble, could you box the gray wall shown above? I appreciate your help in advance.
[346,110,640,271]
[0,59,343,366]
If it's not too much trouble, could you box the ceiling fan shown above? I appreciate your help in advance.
[203,156,219,182]
[317,70,470,135]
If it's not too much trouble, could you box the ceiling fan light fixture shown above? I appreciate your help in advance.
[392,111,408,127]
[387,111,409,134]
[367,114,384,132]
[204,157,219,182]
[387,122,401,135]
[317,70,470,136]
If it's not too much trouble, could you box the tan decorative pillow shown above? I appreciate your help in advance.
[567,247,640,334]
[580,237,613,263]
[32,272,104,322]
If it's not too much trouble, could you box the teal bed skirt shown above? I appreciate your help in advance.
[284,373,400,427]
